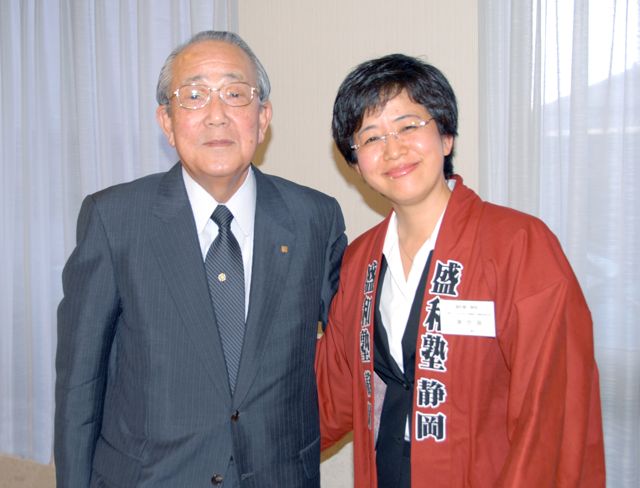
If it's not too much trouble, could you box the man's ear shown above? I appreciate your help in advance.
[156,105,175,147]
[257,101,272,144]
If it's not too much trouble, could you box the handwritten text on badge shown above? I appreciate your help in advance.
[440,300,496,337]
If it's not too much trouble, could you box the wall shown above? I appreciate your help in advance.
[239,1,479,486]
[239,0,479,241]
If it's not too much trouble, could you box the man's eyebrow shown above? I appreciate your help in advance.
[182,75,206,84]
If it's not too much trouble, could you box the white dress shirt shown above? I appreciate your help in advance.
[182,166,256,318]
[375,179,454,441]
[380,210,445,372]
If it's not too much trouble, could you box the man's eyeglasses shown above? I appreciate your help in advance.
[351,117,435,152]
[171,82,258,110]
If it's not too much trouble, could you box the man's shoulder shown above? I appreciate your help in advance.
[79,165,181,226]
[255,168,340,211]
[90,165,175,203]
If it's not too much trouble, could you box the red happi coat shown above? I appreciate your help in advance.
[316,176,605,487]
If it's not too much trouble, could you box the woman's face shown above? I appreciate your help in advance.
[352,90,453,210]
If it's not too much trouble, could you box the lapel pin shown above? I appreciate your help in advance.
[218,272,227,282]
[280,245,289,254]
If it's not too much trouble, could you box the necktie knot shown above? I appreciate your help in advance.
[212,205,234,230]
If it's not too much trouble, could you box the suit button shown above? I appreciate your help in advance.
[231,410,240,421]
[211,473,224,485]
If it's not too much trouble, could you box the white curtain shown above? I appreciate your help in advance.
[479,0,639,486]
[0,0,238,464]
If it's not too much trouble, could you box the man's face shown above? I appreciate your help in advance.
[156,40,271,201]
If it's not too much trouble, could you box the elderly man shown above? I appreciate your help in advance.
[55,31,346,487]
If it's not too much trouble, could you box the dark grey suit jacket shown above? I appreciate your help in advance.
[55,163,347,487]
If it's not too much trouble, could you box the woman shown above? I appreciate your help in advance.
[315,54,605,487]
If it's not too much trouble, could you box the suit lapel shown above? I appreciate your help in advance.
[233,168,295,405]
[149,163,231,399]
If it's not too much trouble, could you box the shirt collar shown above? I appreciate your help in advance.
[182,165,256,239]
[382,180,452,259]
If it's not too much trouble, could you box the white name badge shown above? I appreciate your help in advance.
[439,299,496,337]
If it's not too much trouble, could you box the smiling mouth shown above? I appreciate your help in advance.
[386,162,418,179]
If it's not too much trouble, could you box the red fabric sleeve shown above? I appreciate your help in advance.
[494,223,605,486]
[315,274,356,450]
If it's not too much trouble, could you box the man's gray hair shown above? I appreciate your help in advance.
[156,30,271,107]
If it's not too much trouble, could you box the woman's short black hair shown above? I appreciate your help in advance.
[332,54,458,177]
